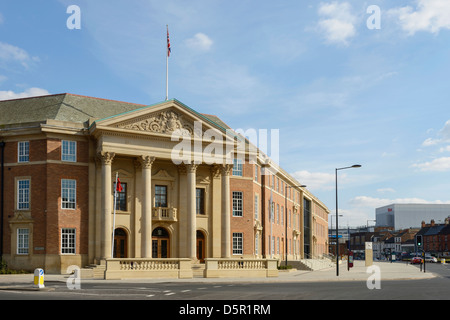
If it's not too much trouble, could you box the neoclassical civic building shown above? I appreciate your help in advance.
[0,94,329,276]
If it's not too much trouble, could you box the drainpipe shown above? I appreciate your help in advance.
[0,141,4,262]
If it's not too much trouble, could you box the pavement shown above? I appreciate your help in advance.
[0,260,437,290]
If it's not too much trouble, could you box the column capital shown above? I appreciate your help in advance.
[186,163,199,173]
[221,164,233,176]
[211,165,222,179]
[98,151,115,166]
[177,163,187,175]
[139,155,156,169]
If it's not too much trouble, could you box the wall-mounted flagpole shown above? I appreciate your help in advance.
[166,25,171,101]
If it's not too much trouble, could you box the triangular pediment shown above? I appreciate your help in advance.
[93,100,232,141]
[114,107,194,136]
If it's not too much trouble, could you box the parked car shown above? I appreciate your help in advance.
[410,257,423,264]
[424,256,438,263]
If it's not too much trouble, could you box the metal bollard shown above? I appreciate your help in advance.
[34,268,45,288]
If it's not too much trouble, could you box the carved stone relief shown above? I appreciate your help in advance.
[116,110,194,136]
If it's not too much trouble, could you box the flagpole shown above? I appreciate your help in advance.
[166,25,169,101]
[270,186,273,259]
[111,172,118,258]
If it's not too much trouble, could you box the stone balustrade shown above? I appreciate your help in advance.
[105,258,192,279]
[204,258,278,278]
[152,207,177,222]
[104,257,279,279]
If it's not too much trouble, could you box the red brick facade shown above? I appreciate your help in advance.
[0,94,329,273]
[1,137,89,271]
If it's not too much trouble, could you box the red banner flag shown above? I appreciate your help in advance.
[116,178,123,193]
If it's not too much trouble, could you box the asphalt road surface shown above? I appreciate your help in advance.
[1,262,449,302]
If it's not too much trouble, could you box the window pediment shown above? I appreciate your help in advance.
[152,169,175,181]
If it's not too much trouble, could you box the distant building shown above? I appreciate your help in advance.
[376,204,450,230]
[417,218,450,255]
[348,228,418,260]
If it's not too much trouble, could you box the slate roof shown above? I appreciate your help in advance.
[440,224,450,235]
[0,93,147,126]
[0,93,235,134]
[423,225,446,236]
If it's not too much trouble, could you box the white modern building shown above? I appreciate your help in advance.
[376,204,450,230]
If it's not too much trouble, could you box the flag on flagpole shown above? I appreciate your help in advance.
[167,26,171,57]
[116,178,123,193]
[166,25,171,101]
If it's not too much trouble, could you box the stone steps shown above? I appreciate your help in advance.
[80,264,106,279]
[191,263,205,278]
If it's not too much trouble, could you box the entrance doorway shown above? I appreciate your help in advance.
[152,227,170,258]
[113,228,128,258]
[196,231,206,263]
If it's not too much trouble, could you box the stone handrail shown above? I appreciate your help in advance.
[152,207,177,222]
[104,257,279,279]
[204,258,278,278]
[105,258,192,279]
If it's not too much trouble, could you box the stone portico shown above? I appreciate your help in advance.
[89,100,236,266]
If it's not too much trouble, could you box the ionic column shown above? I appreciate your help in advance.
[186,163,198,260]
[99,151,115,260]
[221,164,233,258]
[139,155,155,258]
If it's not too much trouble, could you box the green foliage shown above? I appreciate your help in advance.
[278,265,293,270]
[0,260,29,274]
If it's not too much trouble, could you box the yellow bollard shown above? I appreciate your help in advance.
[34,268,45,289]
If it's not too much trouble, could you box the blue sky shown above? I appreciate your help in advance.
[1,0,450,227]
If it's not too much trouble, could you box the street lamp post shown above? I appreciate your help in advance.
[335,164,361,276]
[330,214,342,255]
[285,184,306,267]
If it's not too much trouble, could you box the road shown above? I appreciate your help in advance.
[1,262,449,301]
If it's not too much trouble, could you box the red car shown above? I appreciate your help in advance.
[410,257,423,264]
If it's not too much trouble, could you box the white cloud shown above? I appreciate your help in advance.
[291,170,335,190]
[440,120,450,141]
[421,120,450,146]
[412,157,450,172]
[377,188,396,194]
[0,88,50,101]
[185,33,213,52]
[317,1,357,45]
[389,0,450,35]
[422,137,439,146]
[0,41,39,68]
[439,146,450,153]
[415,121,450,171]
